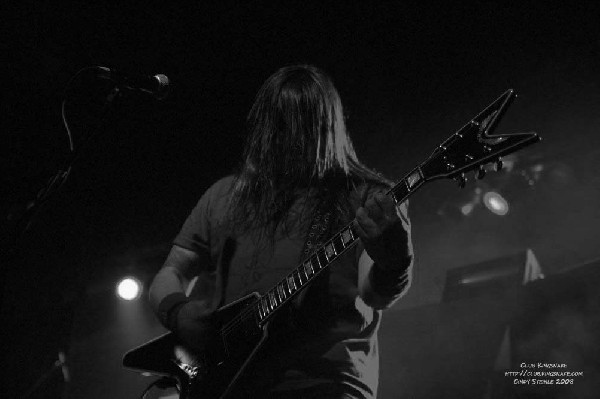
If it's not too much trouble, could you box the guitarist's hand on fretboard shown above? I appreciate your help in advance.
[354,192,412,271]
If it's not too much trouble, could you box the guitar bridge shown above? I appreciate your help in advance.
[174,359,200,379]
[173,345,202,380]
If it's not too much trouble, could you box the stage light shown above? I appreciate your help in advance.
[116,277,142,300]
[483,191,509,216]
[460,203,475,216]
[458,187,481,216]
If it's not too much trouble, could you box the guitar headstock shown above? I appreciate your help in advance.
[421,89,541,187]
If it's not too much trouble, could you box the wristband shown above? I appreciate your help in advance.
[370,262,410,297]
[157,293,190,332]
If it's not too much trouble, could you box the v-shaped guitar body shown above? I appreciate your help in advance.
[123,292,269,399]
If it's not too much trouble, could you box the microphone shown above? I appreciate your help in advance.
[57,351,70,383]
[96,66,170,99]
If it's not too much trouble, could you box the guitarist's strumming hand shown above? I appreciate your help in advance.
[354,192,412,272]
[150,246,221,352]
[173,299,219,352]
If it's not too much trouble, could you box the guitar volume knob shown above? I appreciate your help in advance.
[476,166,486,180]
[494,158,503,172]
[456,173,467,188]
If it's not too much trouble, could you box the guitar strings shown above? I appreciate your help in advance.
[219,251,328,337]
[218,234,343,337]
[218,225,362,337]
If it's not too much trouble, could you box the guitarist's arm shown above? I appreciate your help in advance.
[148,245,217,349]
[148,245,205,311]
[355,193,414,310]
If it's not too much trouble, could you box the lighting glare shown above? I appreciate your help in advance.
[483,191,509,216]
[460,203,475,216]
[117,277,142,300]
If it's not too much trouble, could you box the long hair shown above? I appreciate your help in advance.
[230,65,389,235]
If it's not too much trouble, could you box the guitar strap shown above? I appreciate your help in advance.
[273,194,333,333]
[300,204,332,261]
[299,181,372,265]
[286,184,372,330]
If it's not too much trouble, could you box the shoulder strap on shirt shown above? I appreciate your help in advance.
[300,203,332,261]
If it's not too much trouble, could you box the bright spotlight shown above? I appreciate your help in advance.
[117,277,142,300]
[483,191,509,216]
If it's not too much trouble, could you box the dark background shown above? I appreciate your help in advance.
[2,1,600,398]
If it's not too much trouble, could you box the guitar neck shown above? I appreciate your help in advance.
[252,166,426,325]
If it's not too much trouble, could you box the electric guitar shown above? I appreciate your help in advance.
[123,89,541,398]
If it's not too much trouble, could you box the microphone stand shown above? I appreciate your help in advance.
[2,73,122,262]
[2,74,123,396]
[8,84,122,240]
[22,352,70,399]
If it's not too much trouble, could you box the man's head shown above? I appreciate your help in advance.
[231,65,387,230]
[243,64,358,185]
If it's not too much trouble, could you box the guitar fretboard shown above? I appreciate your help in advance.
[252,166,425,325]
[254,222,358,323]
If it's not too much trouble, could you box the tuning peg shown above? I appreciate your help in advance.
[456,173,467,188]
[494,158,503,172]
[476,165,486,180]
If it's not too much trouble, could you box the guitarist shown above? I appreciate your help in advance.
[149,64,414,398]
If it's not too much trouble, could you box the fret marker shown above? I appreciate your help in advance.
[325,243,336,260]
[304,261,314,276]
[288,275,296,292]
[341,229,352,245]
[407,169,422,189]
[277,284,286,301]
